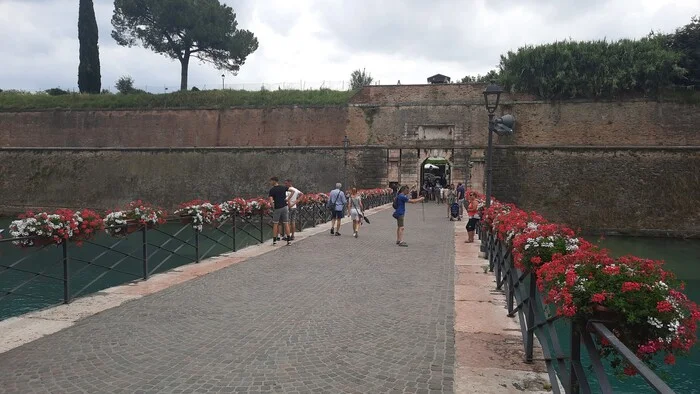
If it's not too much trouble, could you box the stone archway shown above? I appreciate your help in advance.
[417,148,455,188]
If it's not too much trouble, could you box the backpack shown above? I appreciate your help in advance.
[392,196,399,210]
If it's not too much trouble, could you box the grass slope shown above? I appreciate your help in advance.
[0,89,355,110]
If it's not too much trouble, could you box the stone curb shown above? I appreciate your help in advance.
[0,204,393,355]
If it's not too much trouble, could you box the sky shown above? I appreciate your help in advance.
[0,0,698,92]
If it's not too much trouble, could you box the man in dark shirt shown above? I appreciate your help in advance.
[268,177,291,246]
[456,182,466,219]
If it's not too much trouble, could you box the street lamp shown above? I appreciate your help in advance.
[480,81,515,260]
[221,74,225,90]
[343,135,350,192]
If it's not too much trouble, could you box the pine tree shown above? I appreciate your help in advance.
[78,0,101,93]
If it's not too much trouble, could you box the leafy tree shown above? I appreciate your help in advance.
[111,0,259,91]
[460,70,500,84]
[350,68,374,90]
[499,38,684,99]
[115,75,135,94]
[78,0,101,93]
[668,16,700,87]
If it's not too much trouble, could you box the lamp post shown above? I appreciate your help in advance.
[343,135,350,192]
[480,81,515,259]
[221,74,225,90]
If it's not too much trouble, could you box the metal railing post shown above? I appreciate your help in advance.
[313,204,317,227]
[570,325,581,394]
[142,226,149,280]
[525,272,536,363]
[62,241,71,304]
[232,215,237,252]
[195,230,200,263]
[495,243,503,291]
[259,213,264,243]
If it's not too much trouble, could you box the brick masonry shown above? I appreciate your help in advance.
[0,84,698,234]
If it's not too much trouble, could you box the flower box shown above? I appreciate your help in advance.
[9,209,104,247]
[104,201,167,238]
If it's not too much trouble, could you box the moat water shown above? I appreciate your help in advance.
[590,236,700,393]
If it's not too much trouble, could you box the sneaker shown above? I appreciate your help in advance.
[290,235,295,241]
[398,242,408,247]
[330,229,334,235]
[286,237,291,246]
[272,240,277,246]
[335,232,341,236]
[396,241,400,245]
[354,232,358,238]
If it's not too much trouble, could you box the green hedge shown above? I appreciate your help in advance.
[0,89,354,110]
[499,37,685,99]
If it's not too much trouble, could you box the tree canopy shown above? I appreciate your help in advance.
[78,0,101,93]
[460,70,499,84]
[668,16,700,87]
[350,68,374,90]
[497,37,683,99]
[111,0,258,91]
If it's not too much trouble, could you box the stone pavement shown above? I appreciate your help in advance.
[0,203,455,393]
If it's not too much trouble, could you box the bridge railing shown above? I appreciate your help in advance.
[0,195,392,321]
[482,230,675,394]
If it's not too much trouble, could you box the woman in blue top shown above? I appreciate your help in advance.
[393,185,425,247]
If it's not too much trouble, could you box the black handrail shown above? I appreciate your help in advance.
[483,229,676,394]
[0,196,392,321]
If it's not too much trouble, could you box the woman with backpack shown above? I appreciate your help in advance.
[392,185,425,247]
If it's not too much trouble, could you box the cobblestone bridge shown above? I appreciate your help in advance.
[0,204,457,393]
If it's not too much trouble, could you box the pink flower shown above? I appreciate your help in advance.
[657,301,674,313]
[664,354,676,365]
[621,282,642,292]
[591,293,606,303]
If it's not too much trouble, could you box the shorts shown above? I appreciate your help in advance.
[466,218,479,231]
[396,215,405,227]
[272,206,289,223]
[332,209,344,219]
[350,208,362,221]
[289,207,298,223]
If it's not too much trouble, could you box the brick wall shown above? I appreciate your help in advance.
[1,84,699,234]
[491,147,700,236]
[0,148,385,213]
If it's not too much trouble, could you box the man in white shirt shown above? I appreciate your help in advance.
[284,179,303,241]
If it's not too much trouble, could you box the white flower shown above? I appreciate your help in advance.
[648,317,664,329]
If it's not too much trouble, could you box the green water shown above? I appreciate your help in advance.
[586,236,700,394]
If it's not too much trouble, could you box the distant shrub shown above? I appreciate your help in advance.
[191,86,200,91]
[45,88,70,96]
[115,75,136,94]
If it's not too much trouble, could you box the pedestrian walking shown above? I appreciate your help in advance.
[268,177,291,246]
[456,182,466,219]
[348,188,364,238]
[284,179,303,241]
[465,192,480,243]
[446,184,457,220]
[328,183,347,236]
[392,185,425,247]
